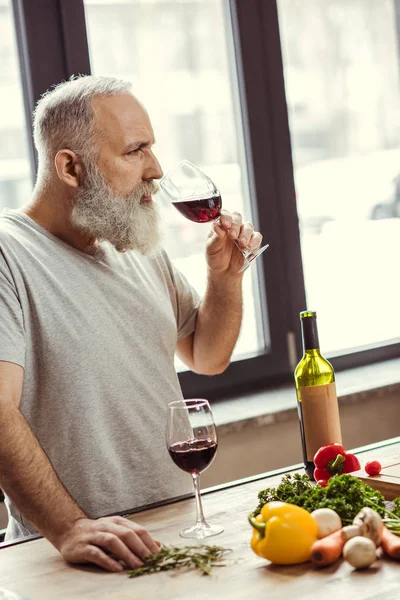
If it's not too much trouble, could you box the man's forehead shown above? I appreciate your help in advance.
[92,93,154,144]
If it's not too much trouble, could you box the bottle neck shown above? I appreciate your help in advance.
[301,317,320,351]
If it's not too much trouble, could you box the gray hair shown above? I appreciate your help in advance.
[33,75,132,181]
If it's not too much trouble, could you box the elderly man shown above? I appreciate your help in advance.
[0,76,262,571]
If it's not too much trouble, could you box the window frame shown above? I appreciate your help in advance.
[10,0,400,401]
[11,0,91,175]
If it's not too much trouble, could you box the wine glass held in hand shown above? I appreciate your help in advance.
[160,160,269,273]
[166,398,223,539]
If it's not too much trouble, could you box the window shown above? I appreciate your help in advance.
[4,0,400,399]
[0,0,32,210]
[83,0,268,366]
[278,0,400,353]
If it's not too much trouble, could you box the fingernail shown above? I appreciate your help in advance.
[240,237,247,245]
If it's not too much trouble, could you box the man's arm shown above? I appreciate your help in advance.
[176,210,262,374]
[0,361,159,571]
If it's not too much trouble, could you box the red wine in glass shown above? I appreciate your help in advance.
[166,398,223,538]
[168,438,218,473]
[172,195,222,224]
[160,160,269,272]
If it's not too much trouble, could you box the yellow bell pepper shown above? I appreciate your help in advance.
[248,501,318,564]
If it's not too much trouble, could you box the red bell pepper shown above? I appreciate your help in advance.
[313,443,361,485]
[316,479,329,488]
[314,443,345,468]
[313,467,331,481]
[342,452,361,473]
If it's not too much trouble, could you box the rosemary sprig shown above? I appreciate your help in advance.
[127,544,232,578]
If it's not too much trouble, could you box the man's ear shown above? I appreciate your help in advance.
[54,149,83,188]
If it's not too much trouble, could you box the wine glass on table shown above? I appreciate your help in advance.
[160,160,269,273]
[166,398,223,539]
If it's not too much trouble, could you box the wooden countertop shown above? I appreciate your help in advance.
[1,438,400,600]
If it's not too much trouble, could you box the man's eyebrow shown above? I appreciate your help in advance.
[123,140,156,152]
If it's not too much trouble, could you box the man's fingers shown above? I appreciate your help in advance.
[248,231,263,249]
[85,543,124,572]
[237,221,255,247]
[134,526,161,555]
[72,543,124,573]
[110,517,160,555]
[218,209,232,230]
[112,525,155,560]
[217,210,243,237]
[227,211,243,240]
[205,207,264,272]
[59,517,162,573]
[92,531,144,569]
[212,220,226,239]
[100,519,159,559]
[211,211,242,243]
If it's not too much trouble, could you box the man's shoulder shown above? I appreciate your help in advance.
[0,210,26,246]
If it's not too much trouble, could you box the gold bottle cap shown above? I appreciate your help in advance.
[300,310,317,319]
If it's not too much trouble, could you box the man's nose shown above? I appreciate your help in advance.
[144,150,163,181]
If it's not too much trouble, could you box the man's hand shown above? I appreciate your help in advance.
[55,515,161,572]
[206,209,263,275]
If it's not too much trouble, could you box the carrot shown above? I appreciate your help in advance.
[310,529,346,567]
[381,526,400,561]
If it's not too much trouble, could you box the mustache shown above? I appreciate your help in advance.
[137,181,160,197]
[81,163,160,199]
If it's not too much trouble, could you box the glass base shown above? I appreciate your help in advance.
[179,522,224,539]
[238,243,269,273]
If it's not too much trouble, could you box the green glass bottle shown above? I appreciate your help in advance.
[294,310,342,479]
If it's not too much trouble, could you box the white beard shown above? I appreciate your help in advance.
[70,161,163,255]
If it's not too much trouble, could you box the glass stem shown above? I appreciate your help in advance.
[239,245,254,259]
[192,472,207,526]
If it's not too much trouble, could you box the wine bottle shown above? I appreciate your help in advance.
[294,310,342,479]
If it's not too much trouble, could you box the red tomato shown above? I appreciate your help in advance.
[365,460,382,476]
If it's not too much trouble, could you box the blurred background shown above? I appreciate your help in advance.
[0,0,399,374]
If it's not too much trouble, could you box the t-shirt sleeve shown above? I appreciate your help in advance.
[0,249,26,368]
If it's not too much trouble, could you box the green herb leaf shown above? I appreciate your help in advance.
[253,473,390,525]
[392,498,400,519]
[127,544,232,578]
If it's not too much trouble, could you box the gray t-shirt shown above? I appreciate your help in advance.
[0,208,200,540]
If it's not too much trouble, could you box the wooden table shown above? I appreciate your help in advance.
[1,438,400,600]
